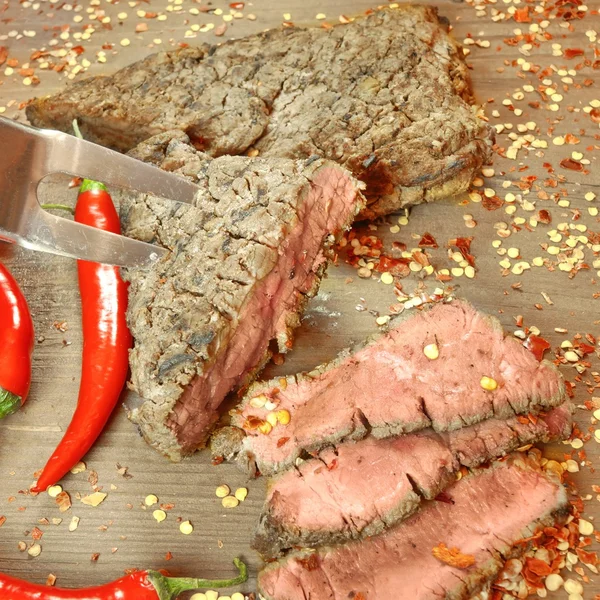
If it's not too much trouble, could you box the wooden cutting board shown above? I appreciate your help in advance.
[0,0,599,597]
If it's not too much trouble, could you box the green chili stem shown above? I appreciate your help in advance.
[40,203,75,214]
[148,558,248,600]
[0,388,21,419]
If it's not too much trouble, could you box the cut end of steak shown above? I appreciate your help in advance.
[121,131,365,460]
[253,404,572,558]
[257,456,569,600]
[26,5,494,218]
[231,300,566,476]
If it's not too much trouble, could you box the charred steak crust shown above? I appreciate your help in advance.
[257,456,569,600]
[26,5,494,219]
[228,300,566,476]
[252,403,573,558]
[121,131,365,460]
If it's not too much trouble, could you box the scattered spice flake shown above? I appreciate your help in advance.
[297,554,320,571]
[91,553,100,562]
[482,195,504,211]
[449,237,476,268]
[0,47,7,66]
[418,232,439,248]
[560,158,584,172]
[524,334,551,362]
[55,491,71,513]
[80,492,107,507]
[214,24,227,36]
[46,574,56,587]
[564,48,585,59]
[0,516,5,527]
[537,210,552,224]
[432,543,475,569]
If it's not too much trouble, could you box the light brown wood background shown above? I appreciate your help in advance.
[0,0,599,597]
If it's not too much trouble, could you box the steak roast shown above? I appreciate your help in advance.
[225,300,566,475]
[26,6,494,219]
[257,456,569,600]
[253,404,573,558]
[120,131,365,460]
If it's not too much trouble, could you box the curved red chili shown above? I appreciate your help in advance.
[32,179,132,492]
[0,262,34,418]
[0,558,248,600]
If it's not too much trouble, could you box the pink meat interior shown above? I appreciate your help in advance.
[238,301,564,471]
[169,167,360,451]
[258,462,565,600]
[268,434,455,534]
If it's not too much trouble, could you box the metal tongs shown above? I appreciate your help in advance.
[0,117,200,267]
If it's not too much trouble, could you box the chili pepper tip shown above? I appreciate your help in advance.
[0,388,22,419]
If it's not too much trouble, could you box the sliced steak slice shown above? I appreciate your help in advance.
[253,403,573,558]
[121,131,365,460]
[229,300,566,475]
[257,456,569,600]
[26,6,493,219]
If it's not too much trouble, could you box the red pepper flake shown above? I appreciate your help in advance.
[513,7,531,22]
[482,195,504,211]
[432,543,475,569]
[449,237,476,268]
[525,557,553,577]
[277,437,290,448]
[564,48,585,59]
[135,23,148,33]
[0,46,7,66]
[0,516,5,527]
[591,108,600,124]
[577,548,598,566]
[296,554,320,571]
[524,334,551,361]
[90,553,100,562]
[46,574,57,587]
[31,527,44,541]
[165,551,173,561]
[537,209,552,224]
[229,1,244,7]
[560,158,584,171]
[214,24,227,36]
[327,459,338,471]
[418,232,439,249]
[71,45,85,55]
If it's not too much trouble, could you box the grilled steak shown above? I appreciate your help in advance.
[257,456,569,600]
[26,6,493,219]
[253,403,572,558]
[121,131,365,460]
[227,300,566,475]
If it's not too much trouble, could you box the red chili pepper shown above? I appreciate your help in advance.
[0,558,247,599]
[0,262,34,418]
[32,179,132,492]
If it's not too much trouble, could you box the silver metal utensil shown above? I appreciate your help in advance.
[0,117,200,267]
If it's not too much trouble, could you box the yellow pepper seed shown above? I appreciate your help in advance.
[266,412,278,427]
[180,520,194,535]
[47,485,63,498]
[480,376,498,391]
[144,494,158,506]
[423,343,439,360]
[222,496,240,509]
[234,487,248,502]
[215,485,230,498]
[276,409,291,425]
[258,421,273,435]
[153,510,167,523]
[249,394,267,408]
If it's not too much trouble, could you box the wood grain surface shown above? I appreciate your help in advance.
[1,0,599,597]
